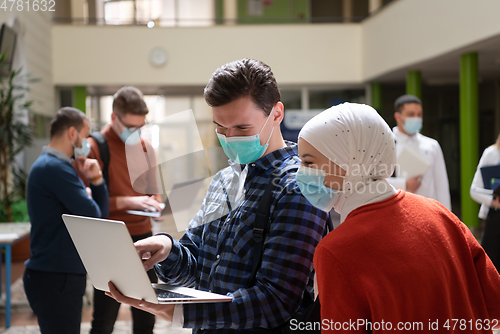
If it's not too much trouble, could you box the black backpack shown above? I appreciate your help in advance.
[89,132,110,189]
[251,172,333,334]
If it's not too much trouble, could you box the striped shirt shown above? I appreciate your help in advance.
[156,142,328,333]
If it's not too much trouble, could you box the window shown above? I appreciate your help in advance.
[99,0,215,26]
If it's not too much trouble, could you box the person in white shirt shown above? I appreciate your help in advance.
[470,135,500,272]
[388,94,451,211]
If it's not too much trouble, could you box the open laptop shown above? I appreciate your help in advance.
[62,214,232,304]
[396,146,430,178]
[126,178,205,218]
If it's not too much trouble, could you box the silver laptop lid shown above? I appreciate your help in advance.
[62,214,159,303]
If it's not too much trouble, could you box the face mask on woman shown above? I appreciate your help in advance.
[216,111,274,165]
[296,165,344,212]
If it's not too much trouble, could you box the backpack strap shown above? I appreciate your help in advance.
[89,132,110,189]
[326,212,334,233]
[249,172,334,285]
[249,172,280,286]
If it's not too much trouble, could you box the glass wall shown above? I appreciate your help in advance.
[97,0,215,26]
[58,0,397,25]
[280,87,366,142]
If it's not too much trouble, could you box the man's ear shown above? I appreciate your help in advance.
[273,101,284,124]
[67,126,77,142]
[394,112,401,123]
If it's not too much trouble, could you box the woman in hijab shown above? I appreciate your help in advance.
[296,103,500,333]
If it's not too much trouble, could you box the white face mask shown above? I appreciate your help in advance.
[73,135,90,158]
[403,116,422,135]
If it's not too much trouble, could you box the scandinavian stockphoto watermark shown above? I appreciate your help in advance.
[271,160,399,197]
[289,318,499,332]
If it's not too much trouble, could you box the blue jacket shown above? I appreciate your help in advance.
[26,151,109,274]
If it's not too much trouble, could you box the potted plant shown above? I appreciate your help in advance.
[0,55,36,261]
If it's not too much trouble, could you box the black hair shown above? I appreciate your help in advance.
[113,86,149,116]
[394,94,422,113]
[50,107,88,138]
[204,58,281,116]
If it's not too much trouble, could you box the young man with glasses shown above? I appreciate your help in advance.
[79,86,162,334]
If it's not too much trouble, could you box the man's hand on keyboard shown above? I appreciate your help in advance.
[134,235,173,271]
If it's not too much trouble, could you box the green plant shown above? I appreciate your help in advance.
[0,198,29,222]
[0,55,35,222]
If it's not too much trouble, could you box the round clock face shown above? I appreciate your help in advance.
[149,47,168,67]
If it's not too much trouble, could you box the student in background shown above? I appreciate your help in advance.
[470,133,500,273]
[24,107,109,333]
[388,94,451,210]
[80,86,162,334]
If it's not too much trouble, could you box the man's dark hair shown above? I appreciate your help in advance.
[50,107,88,139]
[394,94,422,113]
[204,58,281,116]
[113,86,149,116]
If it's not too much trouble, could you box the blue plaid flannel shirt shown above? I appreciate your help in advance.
[155,142,328,333]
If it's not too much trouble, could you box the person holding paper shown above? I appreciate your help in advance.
[296,102,500,331]
[388,94,451,210]
[470,135,500,272]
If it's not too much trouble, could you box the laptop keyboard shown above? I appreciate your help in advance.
[154,288,195,299]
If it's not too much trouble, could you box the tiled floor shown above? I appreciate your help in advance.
[0,270,192,333]
[0,218,191,333]
[0,320,191,334]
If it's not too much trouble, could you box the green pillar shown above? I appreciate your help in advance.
[36,114,45,138]
[73,86,87,114]
[460,52,479,227]
[215,0,224,24]
[370,82,382,115]
[406,70,422,99]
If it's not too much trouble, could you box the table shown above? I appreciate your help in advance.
[0,222,30,328]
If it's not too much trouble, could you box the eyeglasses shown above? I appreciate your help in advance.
[115,113,147,131]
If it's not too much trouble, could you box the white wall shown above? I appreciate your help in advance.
[52,0,500,87]
[0,11,55,117]
[52,24,362,86]
[363,0,500,81]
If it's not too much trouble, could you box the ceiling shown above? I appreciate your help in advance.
[375,33,500,85]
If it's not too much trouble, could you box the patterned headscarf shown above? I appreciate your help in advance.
[299,102,397,222]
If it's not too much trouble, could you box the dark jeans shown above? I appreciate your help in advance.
[90,231,157,334]
[482,208,500,274]
[23,268,87,334]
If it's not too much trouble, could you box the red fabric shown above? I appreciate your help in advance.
[78,125,155,236]
[314,190,500,333]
